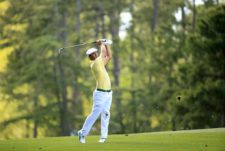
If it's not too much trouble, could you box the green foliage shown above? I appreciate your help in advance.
[172,5,225,129]
[0,0,224,139]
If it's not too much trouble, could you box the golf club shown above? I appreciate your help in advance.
[58,41,97,54]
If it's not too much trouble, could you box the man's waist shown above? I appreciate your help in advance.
[95,80,111,91]
[96,88,111,92]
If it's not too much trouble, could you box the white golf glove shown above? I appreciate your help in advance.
[100,39,113,45]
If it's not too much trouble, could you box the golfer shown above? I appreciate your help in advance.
[78,39,113,143]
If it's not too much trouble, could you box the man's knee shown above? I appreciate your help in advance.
[103,111,110,119]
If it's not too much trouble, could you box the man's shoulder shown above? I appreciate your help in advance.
[95,56,103,63]
[92,57,102,66]
[94,56,105,67]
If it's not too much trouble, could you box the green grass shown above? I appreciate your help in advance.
[0,128,225,151]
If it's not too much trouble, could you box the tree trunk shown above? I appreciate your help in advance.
[95,17,100,38]
[58,55,69,136]
[93,4,101,39]
[72,73,79,110]
[181,5,186,31]
[130,0,138,133]
[94,4,105,38]
[151,0,159,33]
[132,92,138,132]
[28,11,39,138]
[57,0,70,136]
[192,0,196,32]
[109,13,119,89]
[75,0,81,55]
[150,0,159,55]
[109,12,125,133]
[222,101,225,126]
[101,11,106,38]
[70,0,82,128]
[178,5,186,51]
[33,119,38,138]
[25,120,30,138]
[52,2,61,132]
[33,96,38,138]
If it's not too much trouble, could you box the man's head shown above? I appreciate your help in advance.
[86,48,98,60]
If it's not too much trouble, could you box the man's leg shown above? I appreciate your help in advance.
[81,103,101,136]
[80,91,104,137]
[100,92,112,140]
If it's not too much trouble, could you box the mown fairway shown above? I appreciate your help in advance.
[0,128,224,151]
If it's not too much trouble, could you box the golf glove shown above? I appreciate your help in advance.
[100,39,113,45]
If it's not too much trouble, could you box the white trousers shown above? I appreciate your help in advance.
[81,90,112,138]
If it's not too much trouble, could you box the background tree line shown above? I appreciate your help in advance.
[0,0,224,139]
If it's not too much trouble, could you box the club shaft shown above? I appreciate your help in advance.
[61,41,96,49]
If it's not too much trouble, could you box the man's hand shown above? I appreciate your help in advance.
[96,39,113,46]
[96,40,102,46]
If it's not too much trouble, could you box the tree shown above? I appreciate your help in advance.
[173,5,225,129]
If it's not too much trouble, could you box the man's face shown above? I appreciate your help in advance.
[88,52,98,60]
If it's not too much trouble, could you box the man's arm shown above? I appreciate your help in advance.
[97,40,112,65]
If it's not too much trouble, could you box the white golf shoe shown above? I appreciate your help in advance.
[77,130,85,144]
[98,138,106,143]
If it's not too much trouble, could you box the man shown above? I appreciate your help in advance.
[78,39,113,143]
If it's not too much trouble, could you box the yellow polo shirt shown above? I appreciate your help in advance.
[91,57,111,90]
